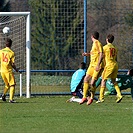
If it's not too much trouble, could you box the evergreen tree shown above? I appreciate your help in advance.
[125,12,133,27]
[29,0,83,70]
[0,0,10,12]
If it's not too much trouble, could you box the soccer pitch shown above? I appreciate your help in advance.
[0,95,133,133]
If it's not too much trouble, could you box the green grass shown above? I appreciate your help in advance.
[0,95,133,133]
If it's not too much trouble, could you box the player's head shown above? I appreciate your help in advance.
[91,31,99,40]
[127,69,133,76]
[80,62,86,69]
[5,38,12,48]
[106,34,114,43]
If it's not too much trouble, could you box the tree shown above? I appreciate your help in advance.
[29,0,84,70]
[0,0,10,12]
[125,12,133,27]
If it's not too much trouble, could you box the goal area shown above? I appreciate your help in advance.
[0,12,31,98]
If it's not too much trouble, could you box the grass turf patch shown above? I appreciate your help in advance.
[0,96,133,133]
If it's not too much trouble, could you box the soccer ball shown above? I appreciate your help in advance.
[2,27,10,34]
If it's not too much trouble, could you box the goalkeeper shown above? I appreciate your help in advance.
[96,69,133,101]
[66,62,98,103]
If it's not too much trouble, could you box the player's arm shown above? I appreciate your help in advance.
[11,62,19,72]
[95,52,103,71]
[82,52,90,56]
[10,54,19,72]
[10,58,19,72]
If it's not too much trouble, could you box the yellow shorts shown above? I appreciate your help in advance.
[86,65,103,80]
[1,72,16,87]
[102,64,118,80]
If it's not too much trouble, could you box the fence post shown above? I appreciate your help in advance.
[20,73,22,97]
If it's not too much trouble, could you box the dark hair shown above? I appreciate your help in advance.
[107,34,114,43]
[5,38,12,47]
[128,69,133,76]
[92,31,99,39]
[80,62,86,69]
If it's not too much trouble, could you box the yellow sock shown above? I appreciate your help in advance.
[3,86,9,95]
[114,84,122,97]
[83,82,89,98]
[10,86,15,101]
[99,87,105,100]
[90,86,96,99]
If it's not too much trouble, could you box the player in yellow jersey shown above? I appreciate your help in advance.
[0,38,19,103]
[96,34,123,103]
[80,31,103,105]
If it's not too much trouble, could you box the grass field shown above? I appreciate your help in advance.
[0,95,133,133]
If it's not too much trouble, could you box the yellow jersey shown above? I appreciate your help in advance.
[0,47,15,73]
[103,43,117,67]
[90,40,103,66]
